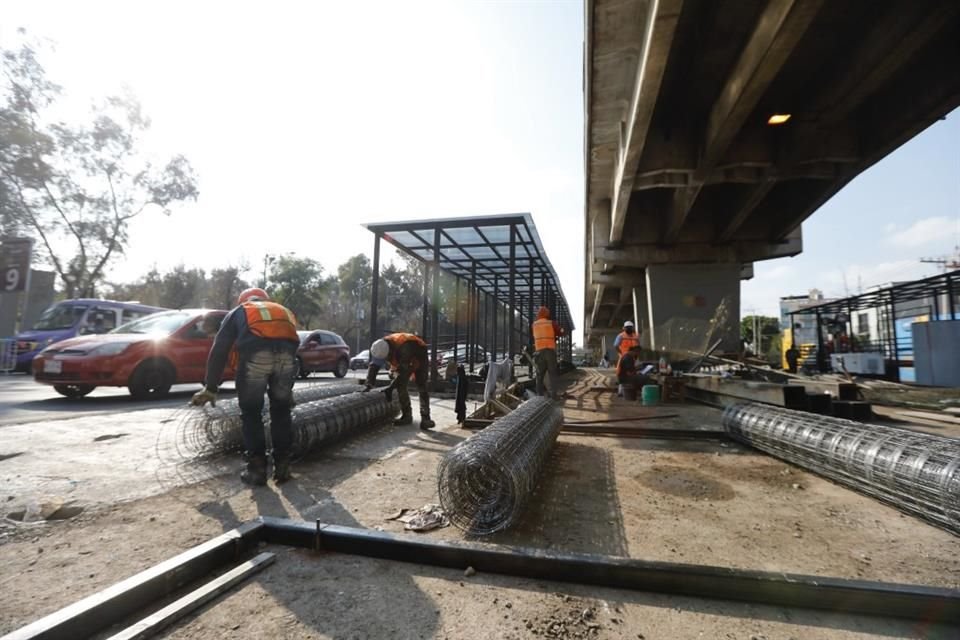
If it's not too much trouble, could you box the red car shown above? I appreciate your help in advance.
[296,330,351,379]
[32,309,235,399]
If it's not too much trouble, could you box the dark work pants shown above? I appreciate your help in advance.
[395,362,430,418]
[237,346,297,458]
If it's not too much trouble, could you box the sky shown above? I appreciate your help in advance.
[2,1,959,340]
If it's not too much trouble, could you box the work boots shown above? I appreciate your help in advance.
[240,455,268,486]
[393,411,413,426]
[420,413,435,430]
[272,453,292,484]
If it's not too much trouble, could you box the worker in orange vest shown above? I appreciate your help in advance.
[613,320,640,361]
[363,333,435,430]
[531,306,564,399]
[192,287,300,486]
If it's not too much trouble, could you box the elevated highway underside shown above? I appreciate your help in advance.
[584,0,960,352]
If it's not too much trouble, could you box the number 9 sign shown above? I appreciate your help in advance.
[4,267,19,291]
[0,238,32,294]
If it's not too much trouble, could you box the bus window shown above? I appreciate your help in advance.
[33,304,88,331]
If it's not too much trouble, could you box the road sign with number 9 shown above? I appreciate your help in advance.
[0,238,33,293]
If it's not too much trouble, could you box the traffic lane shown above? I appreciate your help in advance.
[0,374,234,426]
[0,371,368,426]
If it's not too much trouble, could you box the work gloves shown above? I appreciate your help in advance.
[190,388,217,407]
[381,386,393,402]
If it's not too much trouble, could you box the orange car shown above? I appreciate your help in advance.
[32,309,236,399]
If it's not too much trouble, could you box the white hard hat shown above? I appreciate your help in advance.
[623,320,635,328]
[370,339,390,361]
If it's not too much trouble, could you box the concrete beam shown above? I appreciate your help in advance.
[609,0,684,245]
[590,269,647,286]
[608,286,635,328]
[589,284,606,331]
[595,232,802,267]
[819,3,960,125]
[716,179,777,243]
[662,0,824,243]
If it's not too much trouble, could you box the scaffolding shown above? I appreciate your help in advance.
[364,214,574,382]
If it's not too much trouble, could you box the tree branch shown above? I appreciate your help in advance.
[1,167,67,281]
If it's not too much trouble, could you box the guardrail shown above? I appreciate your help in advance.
[0,338,15,373]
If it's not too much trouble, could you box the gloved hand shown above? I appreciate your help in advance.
[190,388,217,407]
[380,386,393,402]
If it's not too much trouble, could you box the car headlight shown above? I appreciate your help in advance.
[89,342,130,356]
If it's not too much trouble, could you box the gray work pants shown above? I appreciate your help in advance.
[534,348,560,399]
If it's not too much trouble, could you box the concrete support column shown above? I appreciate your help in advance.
[644,263,741,353]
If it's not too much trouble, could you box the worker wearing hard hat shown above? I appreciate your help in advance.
[531,306,564,399]
[363,333,435,430]
[191,287,300,486]
[613,320,640,359]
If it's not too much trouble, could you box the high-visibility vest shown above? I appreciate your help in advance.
[242,301,298,341]
[531,318,556,351]
[617,331,639,356]
[385,333,427,368]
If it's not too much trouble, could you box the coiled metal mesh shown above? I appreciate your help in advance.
[170,382,389,458]
[438,397,564,535]
[723,403,960,535]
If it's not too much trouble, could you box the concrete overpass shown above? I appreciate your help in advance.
[583,0,960,354]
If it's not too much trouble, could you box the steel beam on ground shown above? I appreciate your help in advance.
[105,552,276,640]
[257,518,960,625]
[684,375,808,409]
[4,522,264,640]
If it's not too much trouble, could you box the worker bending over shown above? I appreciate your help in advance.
[364,333,435,430]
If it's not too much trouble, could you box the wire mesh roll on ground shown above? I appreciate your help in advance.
[288,391,398,456]
[175,382,364,456]
[438,397,564,535]
[723,403,960,535]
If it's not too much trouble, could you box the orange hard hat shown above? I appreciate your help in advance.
[237,287,269,305]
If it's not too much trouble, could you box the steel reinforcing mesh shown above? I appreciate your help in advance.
[174,382,380,457]
[438,397,564,535]
[722,403,960,535]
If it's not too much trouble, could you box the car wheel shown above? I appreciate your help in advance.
[128,361,174,399]
[53,384,96,399]
[334,358,349,378]
[296,357,309,379]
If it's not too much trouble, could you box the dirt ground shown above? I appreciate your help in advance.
[1,379,958,639]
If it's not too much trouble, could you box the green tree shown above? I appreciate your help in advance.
[268,254,327,328]
[0,35,198,297]
[741,315,781,355]
[207,266,249,310]
[159,265,205,309]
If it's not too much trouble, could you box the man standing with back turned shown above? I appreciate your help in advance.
[191,287,300,486]
[531,306,563,399]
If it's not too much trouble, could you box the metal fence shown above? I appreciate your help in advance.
[0,339,15,372]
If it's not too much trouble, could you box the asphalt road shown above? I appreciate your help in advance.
[0,371,367,427]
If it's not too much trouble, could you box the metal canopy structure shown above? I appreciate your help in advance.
[364,214,574,381]
[789,269,958,376]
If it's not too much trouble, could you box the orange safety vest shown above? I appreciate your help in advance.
[385,333,427,368]
[617,330,639,356]
[243,301,299,341]
[531,318,556,351]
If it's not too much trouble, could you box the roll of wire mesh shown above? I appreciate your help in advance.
[175,382,373,457]
[438,397,564,535]
[723,403,960,535]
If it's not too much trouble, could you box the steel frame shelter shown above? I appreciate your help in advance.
[790,269,959,377]
[364,214,574,381]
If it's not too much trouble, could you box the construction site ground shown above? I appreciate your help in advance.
[1,370,958,639]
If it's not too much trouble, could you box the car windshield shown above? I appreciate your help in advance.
[33,304,88,331]
[297,331,312,344]
[112,311,191,335]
